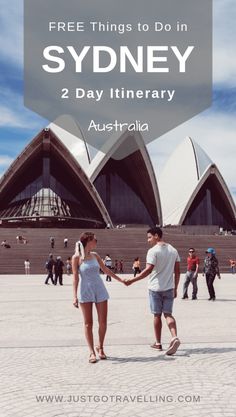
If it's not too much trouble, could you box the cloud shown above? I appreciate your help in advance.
[0,87,45,130]
[213,0,236,87]
[0,1,23,66]
[0,155,14,166]
[0,155,14,179]
[0,106,29,128]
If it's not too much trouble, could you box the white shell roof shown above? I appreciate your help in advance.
[87,130,154,179]
[48,115,91,172]
[159,136,215,225]
[192,139,213,179]
[86,129,162,225]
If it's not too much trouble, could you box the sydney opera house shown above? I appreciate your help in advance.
[0,118,235,230]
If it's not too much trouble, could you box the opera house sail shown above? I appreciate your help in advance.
[159,137,236,229]
[0,128,112,227]
[87,130,162,226]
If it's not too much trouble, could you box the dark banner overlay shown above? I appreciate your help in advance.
[24,0,212,156]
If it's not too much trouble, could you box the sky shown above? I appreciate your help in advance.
[0,0,235,203]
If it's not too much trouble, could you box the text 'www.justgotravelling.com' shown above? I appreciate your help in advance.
[35,394,201,404]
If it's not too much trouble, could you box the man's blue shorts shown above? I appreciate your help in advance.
[149,288,174,315]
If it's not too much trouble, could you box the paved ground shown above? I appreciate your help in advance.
[0,273,236,417]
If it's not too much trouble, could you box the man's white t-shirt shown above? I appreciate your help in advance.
[146,243,180,292]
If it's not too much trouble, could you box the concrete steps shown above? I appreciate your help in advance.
[0,227,235,274]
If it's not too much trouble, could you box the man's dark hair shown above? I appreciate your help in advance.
[147,227,163,238]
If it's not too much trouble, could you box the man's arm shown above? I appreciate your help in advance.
[174,261,180,298]
[125,263,154,286]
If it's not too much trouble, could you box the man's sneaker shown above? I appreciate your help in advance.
[182,295,188,299]
[166,337,181,356]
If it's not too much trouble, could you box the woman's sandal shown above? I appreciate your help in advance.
[150,342,163,351]
[89,353,97,363]
[96,346,107,360]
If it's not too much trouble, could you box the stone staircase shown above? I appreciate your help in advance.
[0,227,235,274]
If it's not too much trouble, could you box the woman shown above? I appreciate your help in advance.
[72,232,123,363]
[132,257,141,277]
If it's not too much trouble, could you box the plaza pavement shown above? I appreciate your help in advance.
[0,273,236,417]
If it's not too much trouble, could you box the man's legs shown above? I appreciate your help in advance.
[164,313,177,338]
[149,290,162,349]
[190,272,198,299]
[45,271,53,284]
[45,273,50,284]
[182,272,191,298]
[106,266,112,282]
[163,290,180,355]
[153,314,162,344]
[164,313,181,355]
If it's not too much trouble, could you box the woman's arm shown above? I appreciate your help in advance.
[93,252,123,283]
[72,254,80,307]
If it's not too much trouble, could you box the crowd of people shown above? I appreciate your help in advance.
[1,233,235,280]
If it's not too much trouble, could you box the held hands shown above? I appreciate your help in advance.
[123,278,134,286]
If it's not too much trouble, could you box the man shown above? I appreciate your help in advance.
[203,248,221,300]
[182,248,199,300]
[45,254,55,285]
[54,256,65,285]
[64,237,68,248]
[125,227,181,355]
[104,254,112,282]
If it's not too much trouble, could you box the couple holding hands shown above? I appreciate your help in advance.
[72,228,181,363]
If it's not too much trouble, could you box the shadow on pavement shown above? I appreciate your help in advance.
[108,355,176,363]
[107,346,236,362]
[181,347,236,356]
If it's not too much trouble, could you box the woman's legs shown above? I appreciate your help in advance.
[79,302,95,354]
[95,301,108,351]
